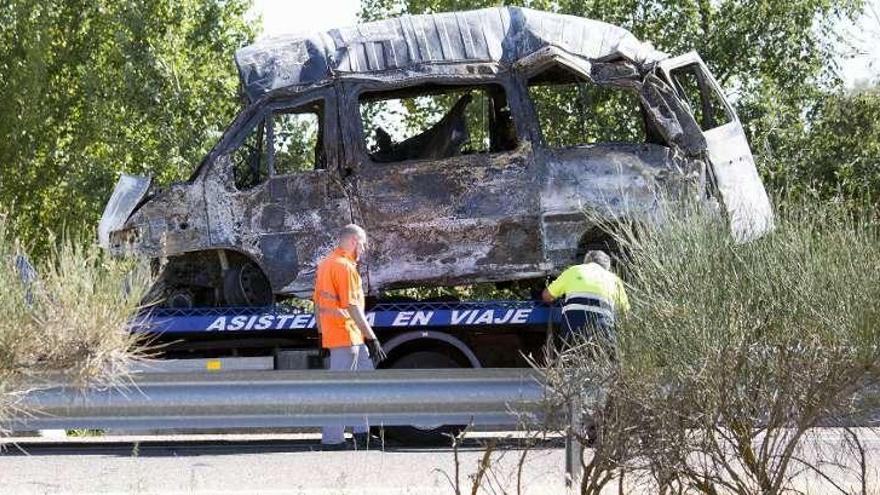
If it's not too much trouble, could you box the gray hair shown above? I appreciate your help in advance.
[338,224,367,243]
[583,250,611,270]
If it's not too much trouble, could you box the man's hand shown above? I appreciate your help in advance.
[365,339,387,365]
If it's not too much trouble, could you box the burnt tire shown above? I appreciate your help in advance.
[223,262,273,306]
[165,287,195,308]
[380,351,467,446]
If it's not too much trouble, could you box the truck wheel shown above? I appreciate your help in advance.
[381,351,467,446]
[224,262,273,306]
[165,288,195,308]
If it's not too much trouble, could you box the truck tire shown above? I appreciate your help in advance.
[224,262,273,306]
[381,350,466,446]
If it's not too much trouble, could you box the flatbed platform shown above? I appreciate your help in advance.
[132,300,559,367]
[134,300,560,334]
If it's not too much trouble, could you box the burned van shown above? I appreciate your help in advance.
[98,7,772,307]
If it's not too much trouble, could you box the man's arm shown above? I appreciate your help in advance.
[349,303,386,364]
[543,268,569,303]
[615,278,631,314]
[348,304,377,341]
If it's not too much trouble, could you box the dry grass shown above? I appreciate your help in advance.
[0,213,153,429]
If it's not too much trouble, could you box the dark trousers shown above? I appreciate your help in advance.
[559,308,616,352]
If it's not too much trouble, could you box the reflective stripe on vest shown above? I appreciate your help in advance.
[563,293,615,320]
[318,290,340,302]
[317,307,351,319]
[562,304,614,320]
[564,292,613,309]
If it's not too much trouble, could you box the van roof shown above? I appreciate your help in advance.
[235,7,666,102]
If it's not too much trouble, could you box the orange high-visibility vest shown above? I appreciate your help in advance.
[313,247,365,348]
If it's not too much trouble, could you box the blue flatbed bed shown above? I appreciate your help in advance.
[134,300,561,334]
[133,301,559,367]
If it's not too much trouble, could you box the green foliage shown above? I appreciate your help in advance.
[360,0,869,205]
[0,212,154,427]
[764,87,880,212]
[0,0,256,258]
[528,82,646,146]
[618,202,880,374]
[542,202,880,493]
[274,111,322,174]
[615,201,880,493]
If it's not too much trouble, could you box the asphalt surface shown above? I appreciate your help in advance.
[0,433,567,494]
[2,429,879,494]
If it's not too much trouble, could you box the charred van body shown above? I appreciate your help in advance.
[99,7,772,307]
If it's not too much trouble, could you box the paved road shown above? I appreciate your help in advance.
[2,429,879,494]
[0,433,567,494]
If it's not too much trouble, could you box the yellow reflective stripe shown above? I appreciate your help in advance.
[319,290,340,301]
[317,307,351,319]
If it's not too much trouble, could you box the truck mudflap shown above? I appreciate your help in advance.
[98,174,152,249]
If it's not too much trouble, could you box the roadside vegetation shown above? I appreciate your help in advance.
[0,3,877,491]
[455,201,880,494]
[0,213,153,429]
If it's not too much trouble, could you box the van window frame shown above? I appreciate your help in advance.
[212,86,340,188]
[666,62,734,132]
[525,72,651,149]
[347,74,527,169]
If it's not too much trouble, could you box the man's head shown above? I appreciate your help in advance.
[583,250,611,270]
[338,224,368,260]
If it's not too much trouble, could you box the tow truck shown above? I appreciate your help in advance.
[136,299,557,369]
[133,299,559,443]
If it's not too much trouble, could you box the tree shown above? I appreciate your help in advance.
[359,0,866,202]
[766,87,880,213]
[0,0,256,257]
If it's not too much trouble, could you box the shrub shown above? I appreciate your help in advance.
[0,213,153,428]
[545,200,880,494]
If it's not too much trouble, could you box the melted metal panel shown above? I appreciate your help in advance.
[235,7,665,101]
[355,144,544,290]
[539,144,698,266]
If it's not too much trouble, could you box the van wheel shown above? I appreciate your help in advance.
[224,262,273,306]
[381,351,467,446]
[166,288,195,308]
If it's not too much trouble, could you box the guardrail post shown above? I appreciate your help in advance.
[565,393,583,491]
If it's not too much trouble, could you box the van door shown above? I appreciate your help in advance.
[205,88,352,297]
[658,52,773,241]
[345,80,543,292]
[517,47,684,267]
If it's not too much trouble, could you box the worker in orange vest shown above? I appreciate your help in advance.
[313,223,387,449]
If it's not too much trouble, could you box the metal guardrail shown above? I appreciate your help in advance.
[129,357,275,374]
[8,369,545,431]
